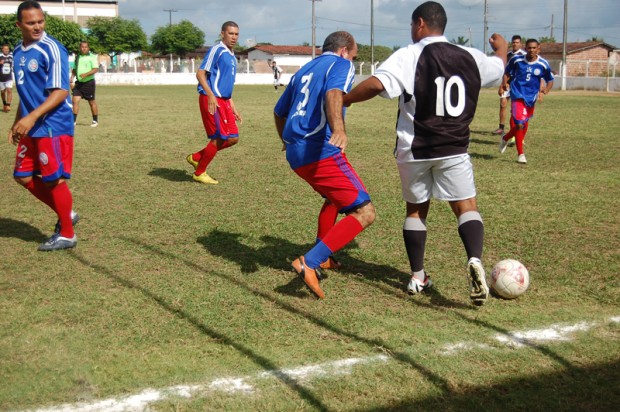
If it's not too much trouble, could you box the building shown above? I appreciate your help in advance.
[0,0,118,28]
[540,41,619,77]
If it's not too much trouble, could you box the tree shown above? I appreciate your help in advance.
[589,36,604,42]
[150,20,204,58]
[0,13,82,51]
[539,36,556,43]
[450,36,469,45]
[355,44,393,63]
[86,17,147,58]
[44,15,84,53]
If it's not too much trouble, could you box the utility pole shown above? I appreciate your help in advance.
[468,27,473,47]
[163,8,178,27]
[550,14,555,40]
[371,0,374,73]
[309,0,322,59]
[561,0,568,90]
[483,0,489,54]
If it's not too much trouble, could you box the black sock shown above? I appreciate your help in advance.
[93,115,98,122]
[458,218,484,260]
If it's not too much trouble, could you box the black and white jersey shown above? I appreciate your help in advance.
[507,48,526,61]
[374,36,504,162]
[0,52,13,82]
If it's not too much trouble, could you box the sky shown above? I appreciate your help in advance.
[118,0,620,51]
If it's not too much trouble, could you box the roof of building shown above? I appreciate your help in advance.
[540,41,617,57]
[247,45,322,56]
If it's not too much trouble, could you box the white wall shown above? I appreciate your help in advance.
[95,73,293,86]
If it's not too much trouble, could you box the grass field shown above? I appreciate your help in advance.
[0,85,619,411]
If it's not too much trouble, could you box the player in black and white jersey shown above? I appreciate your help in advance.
[494,35,526,136]
[0,44,14,112]
[344,1,507,305]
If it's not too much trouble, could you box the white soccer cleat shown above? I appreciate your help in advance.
[467,257,489,306]
[517,154,527,164]
[407,273,433,295]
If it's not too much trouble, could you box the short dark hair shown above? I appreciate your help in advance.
[412,1,447,33]
[17,0,42,22]
[221,21,238,32]
[511,35,522,42]
[322,31,355,53]
[526,38,540,46]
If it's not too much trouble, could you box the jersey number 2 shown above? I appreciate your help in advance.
[434,76,465,117]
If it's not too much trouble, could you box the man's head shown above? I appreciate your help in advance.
[322,31,357,61]
[1,44,9,55]
[220,21,239,49]
[525,38,540,61]
[272,61,276,66]
[16,1,45,46]
[511,35,522,51]
[411,1,447,42]
[79,41,90,55]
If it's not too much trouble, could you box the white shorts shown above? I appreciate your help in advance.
[0,80,13,90]
[397,154,476,204]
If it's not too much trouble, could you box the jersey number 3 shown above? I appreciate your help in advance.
[434,75,465,117]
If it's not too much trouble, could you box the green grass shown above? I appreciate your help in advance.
[0,86,618,411]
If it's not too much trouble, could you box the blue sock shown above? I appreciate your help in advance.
[304,241,333,269]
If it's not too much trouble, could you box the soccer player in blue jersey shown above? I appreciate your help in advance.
[274,31,376,299]
[499,38,554,164]
[344,1,507,305]
[186,21,242,185]
[9,1,78,251]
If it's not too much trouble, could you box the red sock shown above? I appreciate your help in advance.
[191,151,202,163]
[320,215,364,253]
[195,142,218,175]
[317,201,339,241]
[24,177,55,210]
[515,127,526,155]
[49,182,74,238]
[504,118,516,141]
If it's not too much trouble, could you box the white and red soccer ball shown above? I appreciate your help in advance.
[490,259,530,299]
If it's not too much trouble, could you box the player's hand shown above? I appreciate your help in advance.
[328,130,348,152]
[489,33,508,53]
[8,129,21,145]
[234,111,242,124]
[208,94,218,115]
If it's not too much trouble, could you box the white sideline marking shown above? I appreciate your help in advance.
[440,316,619,355]
[29,355,389,412]
[26,316,618,411]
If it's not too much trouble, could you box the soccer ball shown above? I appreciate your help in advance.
[490,259,529,299]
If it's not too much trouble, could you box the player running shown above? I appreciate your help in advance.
[274,31,375,299]
[499,38,554,164]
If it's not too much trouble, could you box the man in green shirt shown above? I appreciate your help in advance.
[71,41,99,127]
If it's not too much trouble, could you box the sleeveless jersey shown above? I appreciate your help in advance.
[13,32,73,138]
[374,36,504,162]
[274,52,355,169]
[197,42,237,99]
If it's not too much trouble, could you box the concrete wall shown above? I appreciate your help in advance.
[94,73,618,91]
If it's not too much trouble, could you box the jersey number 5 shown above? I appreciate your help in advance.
[434,75,465,117]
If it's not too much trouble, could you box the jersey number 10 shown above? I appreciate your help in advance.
[434,75,465,117]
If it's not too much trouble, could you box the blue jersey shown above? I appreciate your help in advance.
[13,32,73,138]
[505,55,554,107]
[274,52,355,169]
[197,42,237,98]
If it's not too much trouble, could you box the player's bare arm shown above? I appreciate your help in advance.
[11,89,69,137]
[326,89,347,152]
[489,33,508,65]
[230,98,242,123]
[499,74,511,96]
[273,112,287,151]
[343,76,385,107]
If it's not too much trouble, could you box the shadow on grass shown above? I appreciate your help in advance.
[0,218,46,242]
[148,167,191,182]
[469,152,496,160]
[196,229,467,308]
[471,129,500,138]
[361,358,620,411]
[70,236,577,409]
